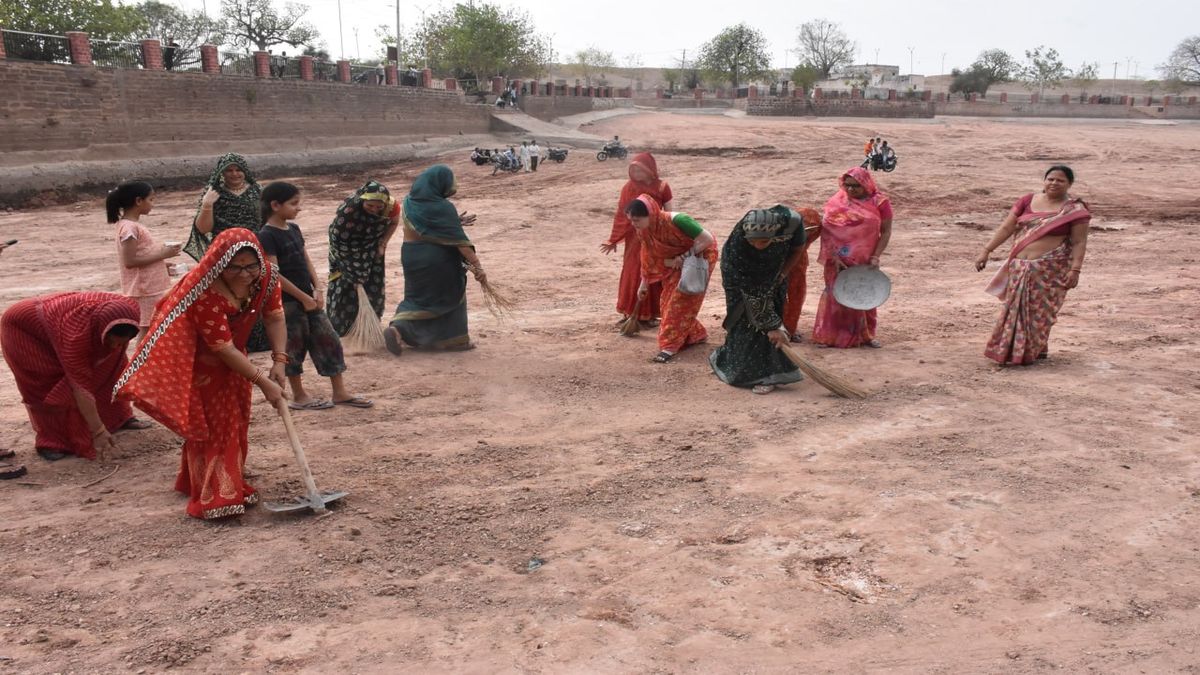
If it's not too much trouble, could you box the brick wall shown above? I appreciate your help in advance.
[0,60,492,159]
[744,97,935,118]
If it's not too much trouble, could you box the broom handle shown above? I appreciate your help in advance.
[629,296,642,320]
[275,400,328,513]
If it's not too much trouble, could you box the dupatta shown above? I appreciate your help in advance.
[403,165,473,247]
[636,194,695,284]
[820,167,889,264]
[36,292,139,406]
[609,153,673,245]
[329,180,396,282]
[115,229,279,438]
[183,153,263,261]
[985,197,1090,297]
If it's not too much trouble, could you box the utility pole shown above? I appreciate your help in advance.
[353,26,360,61]
[874,48,879,63]
[396,2,402,65]
[907,46,915,75]
[337,0,344,60]
[941,52,946,75]
[1112,60,1118,95]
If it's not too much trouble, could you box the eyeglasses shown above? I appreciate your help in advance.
[225,262,262,275]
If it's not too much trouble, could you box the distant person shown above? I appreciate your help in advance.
[376,62,385,85]
[163,38,178,71]
[404,65,419,86]
[258,182,373,410]
[863,137,874,158]
[626,195,718,363]
[600,153,673,328]
[529,139,541,171]
[975,165,1091,365]
[107,180,182,340]
[813,167,893,348]
[519,141,531,173]
[1,292,145,465]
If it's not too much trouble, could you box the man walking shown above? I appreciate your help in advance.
[529,139,541,172]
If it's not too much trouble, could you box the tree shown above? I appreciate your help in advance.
[417,1,553,87]
[569,46,615,86]
[1072,61,1099,98]
[794,19,855,79]
[949,67,988,98]
[1021,45,1067,98]
[0,0,146,40]
[217,0,319,52]
[373,23,418,65]
[660,67,680,92]
[971,49,1016,85]
[1160,36,1200,85]
[132,1,213,69]
[790,63,822,97]
[698,23,773,89]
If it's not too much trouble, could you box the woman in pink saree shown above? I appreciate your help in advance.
[812,167,893,348]
[976,165,1091,365]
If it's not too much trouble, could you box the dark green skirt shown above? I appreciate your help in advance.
[709,309,801,388]
[389,241,470,349]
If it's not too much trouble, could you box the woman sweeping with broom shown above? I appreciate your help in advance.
[385,165,487,354]
[326,181,401,338]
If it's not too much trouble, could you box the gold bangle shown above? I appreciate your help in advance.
[91,427,106,438]
[249,369,263,385]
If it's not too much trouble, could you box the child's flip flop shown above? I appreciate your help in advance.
[288,399,334,411]
[334,396,374,409]
[1,463,28,479]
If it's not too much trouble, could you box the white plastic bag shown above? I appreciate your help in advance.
[677,252,709,295]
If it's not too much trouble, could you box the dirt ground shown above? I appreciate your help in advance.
[1,112,1199,673]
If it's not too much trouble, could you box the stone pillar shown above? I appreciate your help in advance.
[526,80,537,96]
[1000,92,1008,103]
[851,88,861,100]
[1144,96,1152,106]
[200,44,219,73]
[1126,96,1133,106]
[491,76,504,94]
[66,32,92,66]
[444,78,457,90]
[694,89,703,101]
[1163,96,1171,107]
[421,68,432,87]
[888,89,897,101]
[1189,96,1197,105]
[573,84,581,96]
[747,85,758,99]
[253,51,270,78]
[140,39,163,70]
[0,28,6,60]
[337,59,351,83]
[385,64,398,85]
[1059,93,1069,104]
[969,92,978,102]
[813,88,823,100]
[511,78,522,94]
[299,56,314,80]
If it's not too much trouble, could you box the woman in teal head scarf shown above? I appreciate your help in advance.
[385,165,483,354]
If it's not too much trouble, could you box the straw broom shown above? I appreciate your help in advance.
[343,283,387,353]
[619,297,642,336]
[467,264,517,320]
[779,344,867,399]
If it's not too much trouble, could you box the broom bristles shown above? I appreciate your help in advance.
[780,344,868,399]
[478,277,517,320]
[619,297,642,336]
[343,284,387,354]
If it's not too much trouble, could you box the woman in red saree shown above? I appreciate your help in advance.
[812,167,894,348]
[781,207,822,341]
[626,195,718,363]
[116,229,288,520]
[600,153,674,328]
[1,292,142,464]
[976,165,1091,365]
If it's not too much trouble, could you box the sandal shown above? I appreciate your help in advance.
[0,463,28,480]
[752,384,776,395]
[36,448,69,461]
[288,398,334,411]
[384,326,404,356]
[0,448,14,460]
[334,396,374,409]
[652,351,674,363]
[119,417,152,431]
[864,339,883,349]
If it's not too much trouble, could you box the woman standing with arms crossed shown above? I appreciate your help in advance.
[976,165,1091,365]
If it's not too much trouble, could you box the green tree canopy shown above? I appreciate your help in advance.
[133,1,213,68]
[569,46,615,86]
[1,0,145,43]
[1021,45,1068,97]
[790,63,822,96]
[697,23,772,89]
[416,1,553,86]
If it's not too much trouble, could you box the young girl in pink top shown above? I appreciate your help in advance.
[107,181,182,339]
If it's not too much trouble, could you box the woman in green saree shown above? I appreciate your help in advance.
[385,165,482,354]
[709,206,807,394]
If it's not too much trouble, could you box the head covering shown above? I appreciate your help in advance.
[628,153,665,190]
[403,165,471,247]
[820,167,889,265]
[184,153,262,261]
[116,229,278,437]
[738,206,803,242]
[328,180,396,284]
[31,292,139,406]
[635,194,696,284]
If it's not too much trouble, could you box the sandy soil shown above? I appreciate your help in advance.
[1,113,1199,673]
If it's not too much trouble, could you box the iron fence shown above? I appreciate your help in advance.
[349,64,384,85]
[91,38,143,69]
[2,29,71,64]
[220,51,254,77]
[162,43,201,72]
[312,60,336,81]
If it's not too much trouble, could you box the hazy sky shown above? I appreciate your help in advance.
[178,0,1196,78]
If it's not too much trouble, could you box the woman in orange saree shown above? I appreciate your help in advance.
[812,167,893,348]
[781,207,822,340]
[626,194,718,363]
[976,165,1091,365]
[116,229,288,520]
[600,153,674,327]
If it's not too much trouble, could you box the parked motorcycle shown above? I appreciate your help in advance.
[492,154,521,175]
[546,147,569,163]
[596,142,628,161]
[861,152,898,173]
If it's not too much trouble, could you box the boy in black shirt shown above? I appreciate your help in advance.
[259,182,373,410]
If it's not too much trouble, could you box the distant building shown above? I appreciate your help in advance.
[831,64,900,86]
